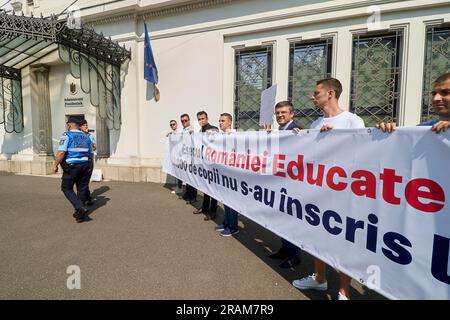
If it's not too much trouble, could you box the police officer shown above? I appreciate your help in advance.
[53,117,93,223]
[80,119,96,206]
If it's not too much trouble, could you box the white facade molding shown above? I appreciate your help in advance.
[85,0,235,26]
[321,32,339,78]
[10,1,23,12]
[130,0,450,40]
[390,23,410,126]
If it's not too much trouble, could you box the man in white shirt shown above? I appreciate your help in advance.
[167,120,183,194]
[214,113,240,237]
[292,78,365,300]
[180,114,193,133]
[179,114,197,203]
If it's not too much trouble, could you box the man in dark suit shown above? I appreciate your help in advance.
[268,101,302,268]
[193,111,220,221]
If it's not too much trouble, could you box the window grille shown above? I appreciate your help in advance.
[350,31,403,127]
[288,39,332,128]
[234,46,272,130]
[422,25,450,122]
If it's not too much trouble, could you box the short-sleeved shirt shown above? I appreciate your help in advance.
[88,134,96,144]
[417,119,439,126]
[58,130,92,164]
[87,134,96,154]
[310,111,365,129]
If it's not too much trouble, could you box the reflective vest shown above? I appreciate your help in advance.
[65,131,92,164]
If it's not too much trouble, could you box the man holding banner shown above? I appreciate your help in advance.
[179,114,197,204]
[292,78,365,300]
[376,72,450,133]
[268,101,302,269]
[214,113,240,237]
[193,111,219,220]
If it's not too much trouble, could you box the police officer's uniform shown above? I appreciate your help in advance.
[58,127,93,217]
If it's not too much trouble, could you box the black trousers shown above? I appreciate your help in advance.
[202,194,217,214]
[184,184,197,200]
[61,163,91,210]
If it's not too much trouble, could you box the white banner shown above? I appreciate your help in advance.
[163,128,450,300]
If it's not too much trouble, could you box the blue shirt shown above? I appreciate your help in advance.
[58,130,93,164]
[417,119,439,126]
[87,134,96,154]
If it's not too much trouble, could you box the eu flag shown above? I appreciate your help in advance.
[144,23,158,84]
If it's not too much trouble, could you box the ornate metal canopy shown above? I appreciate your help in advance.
[0,10,131,133]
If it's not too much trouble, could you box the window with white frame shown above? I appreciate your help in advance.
[234,46,272,130]
[422,25,450,123]
[350,31,403,127]
[288,39,332,128]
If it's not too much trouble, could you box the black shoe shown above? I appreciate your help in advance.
[84,199,94,206]
[72,208,87,218]
[73,207,88,223]
[203,213,216,221]
[279,256,301,269]
[269,248,289,260]
[186,198,196,205]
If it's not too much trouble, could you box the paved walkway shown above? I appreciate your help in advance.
[0,172,383,300]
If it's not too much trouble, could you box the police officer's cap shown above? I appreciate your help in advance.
[66,116,81,125]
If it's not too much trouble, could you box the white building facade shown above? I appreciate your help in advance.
[1,0,449,182]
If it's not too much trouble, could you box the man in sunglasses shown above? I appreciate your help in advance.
[179,114,197,203]
[167,120,183,194]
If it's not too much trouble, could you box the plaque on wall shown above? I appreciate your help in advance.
[65,97,84,108]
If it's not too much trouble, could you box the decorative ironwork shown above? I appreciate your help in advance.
[234,47,272,131]
[350,32,402,127]
[0,76,23,133]
[288,39,332,128]
[0,11,131,133]
[0,64,21,81]
[59,45,122,130]
[422,25,450,122]
[57,24,131,67]
[0,11,65,41]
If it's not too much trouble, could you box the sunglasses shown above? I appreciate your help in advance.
[181,119,189,123]
[170,123,176,126]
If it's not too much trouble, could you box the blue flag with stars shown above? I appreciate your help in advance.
[144,23,158,84]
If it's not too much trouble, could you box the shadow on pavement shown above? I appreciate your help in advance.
[231,215,387,300]
[163,183,385,300]
[87,186,111,216]
[92,186,111,198]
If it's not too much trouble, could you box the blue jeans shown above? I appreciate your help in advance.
[224,205,238,231]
